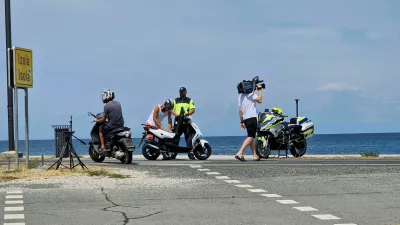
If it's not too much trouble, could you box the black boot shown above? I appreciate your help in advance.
[188,152,195,160]
[162,152,171,160]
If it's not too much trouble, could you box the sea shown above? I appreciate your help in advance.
[0,133,399,156]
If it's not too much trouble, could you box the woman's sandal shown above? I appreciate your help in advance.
[235,155,246,162]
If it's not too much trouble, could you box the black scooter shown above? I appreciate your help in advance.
[87,111,135,164]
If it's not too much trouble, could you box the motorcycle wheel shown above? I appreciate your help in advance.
[256,138,271,158]
[142,143,160,160]
[193,143,212,160]
[289,140,307,157]
[119,143,133,164]
[88,145,105,162]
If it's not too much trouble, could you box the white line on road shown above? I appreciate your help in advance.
[5,195,23,199]
[224,180,241,183]
[5,200,23,204]
[276,200,298,204]
[198,168,210,171]
[235,184,253,188]
[261,194,282,198]
[247,189,267,193]
[206,172,220,175]
[312,214,341,220]
[4,223,26,225]
[4,214,25,219]
[293,206,318,211]
[6,191,22,194]
[4,206,24,212]
[215,176,230,179]
[334,224,357,225]
[190,165,202,168]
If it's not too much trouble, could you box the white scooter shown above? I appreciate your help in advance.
[138,109,212,160]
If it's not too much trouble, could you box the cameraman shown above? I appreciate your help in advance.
[235,83,263,161]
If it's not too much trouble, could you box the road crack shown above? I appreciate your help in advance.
[100,187,164,225]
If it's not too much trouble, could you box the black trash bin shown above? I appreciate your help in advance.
[52,125,72,158]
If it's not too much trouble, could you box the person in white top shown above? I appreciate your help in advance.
[235,83,263,161]
[146,99,174,134]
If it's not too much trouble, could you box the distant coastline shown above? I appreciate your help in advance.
[0,132,399,142]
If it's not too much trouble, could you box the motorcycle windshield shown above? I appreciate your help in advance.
[258,112,268,123]
[96,112,104,118]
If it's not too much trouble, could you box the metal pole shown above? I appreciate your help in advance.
[25,89,29,168]
[295,99,299,117]
[14,87,19,168]
[5,0,15,151]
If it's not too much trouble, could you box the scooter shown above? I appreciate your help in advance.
[87,111,135,164]
[256,107,315,158]
[137,109,212,160]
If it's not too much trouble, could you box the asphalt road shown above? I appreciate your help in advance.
[0,157,399,225]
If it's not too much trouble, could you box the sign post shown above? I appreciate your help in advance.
[10,46,33,169]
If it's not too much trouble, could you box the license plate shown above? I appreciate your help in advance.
[124,138,135,148]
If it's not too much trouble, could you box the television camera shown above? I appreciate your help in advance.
[237,76,265,94]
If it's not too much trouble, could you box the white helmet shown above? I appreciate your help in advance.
[101,89,114,103]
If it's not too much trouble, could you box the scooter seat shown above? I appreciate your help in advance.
[111,127,130,133]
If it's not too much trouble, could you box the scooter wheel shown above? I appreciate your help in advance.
[142,143,160,160]
[88,145,105,162]
[193,143,212,160]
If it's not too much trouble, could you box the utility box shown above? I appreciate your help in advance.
[52,125,71,158]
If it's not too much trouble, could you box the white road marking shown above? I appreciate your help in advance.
[4,223,26,225]
[4,214,25,219]
[224,180,241,183]
[334,224,358,225]
[276,200,298,204]
[293,206,318,211]
[215,176,230,179]
[190,165,202,168]
[247,189,267,193]
[206,172,220,175]
[5,200,23,204]
[312,214,341,220]
[261,194,282,197]
[6,190,22,194]
[235,184,253,188]
[334,224,357,225]
[4,206,24,212]
[191,164,353,224]
[5,195,23,199]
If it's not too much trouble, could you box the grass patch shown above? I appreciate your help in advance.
[0,164,130,182]
[361,152,379,157]
[85,168,129,178]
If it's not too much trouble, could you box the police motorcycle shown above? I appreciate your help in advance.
[87,111,135,164]
[256,107,315,158]
[137,108,212,160]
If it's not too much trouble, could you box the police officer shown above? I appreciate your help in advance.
[171,87,196,160]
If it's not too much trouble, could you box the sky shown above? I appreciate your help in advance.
[0,0,399,140]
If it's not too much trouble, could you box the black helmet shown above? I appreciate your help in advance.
[164,99,174,110]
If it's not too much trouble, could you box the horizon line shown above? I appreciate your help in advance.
[0,131,399,141]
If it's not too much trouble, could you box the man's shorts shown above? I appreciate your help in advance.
[244,117,257,138]
[100,124,113,136]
